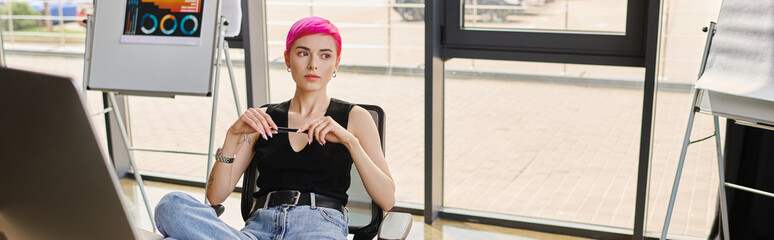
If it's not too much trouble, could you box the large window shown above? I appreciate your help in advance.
[444,0,646,67]
[444,60,644,230]
[0,0,91,42]
[431,1,653,235]
[431,0,726,238]
[462,0,627,33]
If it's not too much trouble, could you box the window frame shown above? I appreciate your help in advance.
[427,0,662,239]
[442,0,648,67]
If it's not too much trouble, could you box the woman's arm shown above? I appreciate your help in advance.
[344,106,396,211]
[296,106,396,210]
[206,108,277,205]
[205,132,258,205]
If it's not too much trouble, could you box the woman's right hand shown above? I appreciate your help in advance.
[228,108,278,140]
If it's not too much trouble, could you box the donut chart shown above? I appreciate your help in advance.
[160,14,177,35]
[180,15,198,35]
[140,13,158,34]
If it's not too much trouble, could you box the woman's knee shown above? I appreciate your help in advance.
[154,192,198,232]
[155,192,196,217]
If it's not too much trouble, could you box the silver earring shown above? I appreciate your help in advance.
[332,72,337,78]
[287,67,291,72]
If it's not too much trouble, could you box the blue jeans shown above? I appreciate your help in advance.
[154,192,348,240]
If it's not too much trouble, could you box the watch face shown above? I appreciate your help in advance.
[215,148,234,163]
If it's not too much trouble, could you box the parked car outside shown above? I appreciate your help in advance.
[394,0,524,22]
[393,0,423,22]
[27,0,92,24]
[467,0,524,23]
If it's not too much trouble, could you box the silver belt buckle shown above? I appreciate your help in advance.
[281,190,302,206]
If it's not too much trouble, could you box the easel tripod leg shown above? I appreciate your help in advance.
[713,116,730,239]
[223,41,242,115]
[108,92,157,233]
[661,89,701,240]
[204,16,228,204]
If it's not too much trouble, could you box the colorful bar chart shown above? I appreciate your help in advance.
[141,0,201,13]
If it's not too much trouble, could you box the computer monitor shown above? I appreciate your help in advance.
[0,67,157,239]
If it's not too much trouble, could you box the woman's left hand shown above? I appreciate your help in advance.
[296,116,356,145]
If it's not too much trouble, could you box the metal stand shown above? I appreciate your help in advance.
[107,92,157,232]
[660,88,728,240]
[0,13,6,67]
[664,103,774,240]
[81,15,157,233]
[204,16,242,204]
[82,15,95,102]
[661,22,727,240]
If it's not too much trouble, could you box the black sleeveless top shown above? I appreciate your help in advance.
[252,98,355,206]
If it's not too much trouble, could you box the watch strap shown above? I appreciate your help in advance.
[215,148,235,164]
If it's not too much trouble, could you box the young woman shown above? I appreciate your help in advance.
[153,16,396,239]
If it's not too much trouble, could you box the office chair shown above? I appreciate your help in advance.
[214,104,411,240]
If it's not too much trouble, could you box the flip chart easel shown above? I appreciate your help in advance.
[660,20,774,240]
[83,0,244,231]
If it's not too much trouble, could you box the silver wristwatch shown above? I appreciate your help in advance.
[215,148,235,164]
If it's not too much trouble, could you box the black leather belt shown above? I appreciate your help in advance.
[253,190,345,214]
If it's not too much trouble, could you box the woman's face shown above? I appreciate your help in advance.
[285,33,340,92]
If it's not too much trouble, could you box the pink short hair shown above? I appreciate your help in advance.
[285,16,342,59]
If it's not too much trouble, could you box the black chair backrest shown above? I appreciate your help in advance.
[241,104,385,240]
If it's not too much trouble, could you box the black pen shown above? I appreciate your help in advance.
[275,127,308,133]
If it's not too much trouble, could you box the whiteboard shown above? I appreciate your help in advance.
[87,0,220,96]
[699,90,774,126]
[696,0,774,103]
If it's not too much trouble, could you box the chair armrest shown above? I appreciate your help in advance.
[211,204,225,217]
[377,212,412,240]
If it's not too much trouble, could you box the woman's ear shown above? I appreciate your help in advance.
[284,51,290,67]
[335,55,341,69]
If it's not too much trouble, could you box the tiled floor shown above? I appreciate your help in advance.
[120,178,589,240]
